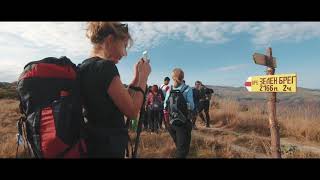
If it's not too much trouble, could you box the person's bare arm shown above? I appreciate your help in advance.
[108,59,150,120]
[108,76,146,120]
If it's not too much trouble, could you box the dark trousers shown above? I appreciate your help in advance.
[191,111,198,127]
[159,110,164,129]
[148,109,161,132]
[142,111,149,130]
[192,103,199,127]
[198,100,210,127]
[168,121,192,158]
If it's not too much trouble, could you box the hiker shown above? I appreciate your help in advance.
[191,80,201,130]
[157,87,165,130]
[163,68,194,158]
[79,22,151,158]
[142,87,152,131]
[146,84,163,133]
[160,77,171,97]
[143,85,154,131]
[160,77,171,129]
[197,81,214,128]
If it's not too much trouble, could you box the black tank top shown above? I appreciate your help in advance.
[79,57,125,130]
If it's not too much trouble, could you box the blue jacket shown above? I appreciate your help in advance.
[163,83,195,111]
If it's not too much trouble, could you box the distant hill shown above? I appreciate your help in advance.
[0,82,18,99]
[206,85,320,107]
[0,82,12,88]
[1,81,320,106]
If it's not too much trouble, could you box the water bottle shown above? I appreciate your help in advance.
[142,50,150,63]
[131,119,138,131]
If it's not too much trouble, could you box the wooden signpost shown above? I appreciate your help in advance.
[246,47,297,158]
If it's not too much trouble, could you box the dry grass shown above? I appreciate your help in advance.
[1,96,320,158]
[279,104,320,142]
[284,150,319,158]
[114,96,318,159]
[233,135,271,156]
[133,131,176,158]
[0,99,21,158]
[190,133,250,158]
[211,97,320,143]
[136,130,254,158]
[211,97,270,137]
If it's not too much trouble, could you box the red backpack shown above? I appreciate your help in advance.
[16,56,87,158]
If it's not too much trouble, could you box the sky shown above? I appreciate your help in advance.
[0,22,320,89]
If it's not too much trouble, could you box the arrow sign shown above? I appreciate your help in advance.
[253,53,277,68]
[245,77,252,92]
[244,73,297,93]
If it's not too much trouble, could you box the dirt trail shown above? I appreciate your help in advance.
[192,125,320,158]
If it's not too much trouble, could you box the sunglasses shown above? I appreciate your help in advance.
[100,23,129,42]
[115,23,128,32]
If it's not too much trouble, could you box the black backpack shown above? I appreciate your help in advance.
[16,56,87,158]
[158,87,165,101]
[150,93,163,111]
[205,87,214,95]
[199,86,214,101]
[159,85,167,101]
[204,87,214,101]
[166,85,189,126]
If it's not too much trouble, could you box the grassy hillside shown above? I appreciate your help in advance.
[206,85,320,107]
[0,82,18,99]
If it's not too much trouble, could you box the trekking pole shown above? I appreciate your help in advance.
[125,84,147,158]
[125,119,131,158]
[132,85,147,158]
[125,117,135,158]
[131,51,150,158]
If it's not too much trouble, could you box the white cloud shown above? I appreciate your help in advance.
[212,64,249,72]
[250,22,320,46]
[0,22,91,82]
[127,22,234,51]
[1,22,320,57]
[0,61,24,82]
[231,22,255,34]
[0,22,91,58]
[1,22,320,83]
[130,22,320,50]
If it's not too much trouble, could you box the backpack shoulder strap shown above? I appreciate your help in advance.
[170,85,174,93]
[181,85,189,93]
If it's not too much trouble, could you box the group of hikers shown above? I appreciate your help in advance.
[140,76,214,158]
[135,77,214,134]
[17,21,214,159]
